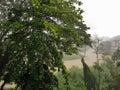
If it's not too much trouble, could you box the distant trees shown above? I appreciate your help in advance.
[95,47,120,90]
[55,47,120,90]
[112,48,120,63]
[0,0,91,90]
[99,41,112,56]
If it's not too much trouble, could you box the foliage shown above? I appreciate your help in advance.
[91,35,102,90]
[93,57,113,90]
[92,35,102,54]
[81,58,97,90]
[99,41,112,56]
[112,48,120,62]
[56,56,120,90]
[92,56,120,90]
[0,0,91,90]
[111,48,120,89]
[55,66,86,90]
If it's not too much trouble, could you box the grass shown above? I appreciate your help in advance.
[63,54,81,60]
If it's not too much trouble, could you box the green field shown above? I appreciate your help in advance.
[63,54,81,60]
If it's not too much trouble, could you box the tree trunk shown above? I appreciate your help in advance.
[0,81,6,90]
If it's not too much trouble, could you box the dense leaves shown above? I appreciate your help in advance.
[56,54,120,90]
[111,48,120,89]
[55,66,86,90]
[81,58,97,90]
[0,0,91,90]
[112,48,120,62]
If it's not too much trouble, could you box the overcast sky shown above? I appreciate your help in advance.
[81,0,120,37]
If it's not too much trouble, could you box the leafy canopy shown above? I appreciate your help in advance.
[0,0,91,89]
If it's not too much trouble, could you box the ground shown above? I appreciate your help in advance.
[63,48,102,69]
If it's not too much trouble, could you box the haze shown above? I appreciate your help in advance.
[81,0,120,37]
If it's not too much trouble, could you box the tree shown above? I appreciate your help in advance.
[99,41,112,56]
[0,0,91,90]
[92,35,102,90]
[94,57,113,90]
[56,66,86,90]
[112,48,120,62]
[111,48,120,90]
[81,58,97,90]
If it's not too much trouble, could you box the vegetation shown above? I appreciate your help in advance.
[99,41,112,56]
[0,0,91,90]
[55,66,85,90]
[56,54,120,90]
[0,0,120,90]
[81,57,97,90]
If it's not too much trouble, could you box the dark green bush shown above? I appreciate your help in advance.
[55,66,86,90]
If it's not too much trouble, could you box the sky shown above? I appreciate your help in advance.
[81,0,120,37]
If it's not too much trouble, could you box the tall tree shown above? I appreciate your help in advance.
[0,0,91,89]
[81,58,97,90]
[92,35,102,90]
[111,48,120,90]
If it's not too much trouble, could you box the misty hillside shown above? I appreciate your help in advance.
[101,35,120,53]
[110,35,120,47]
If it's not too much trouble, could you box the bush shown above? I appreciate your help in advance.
[55,66,86,90]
